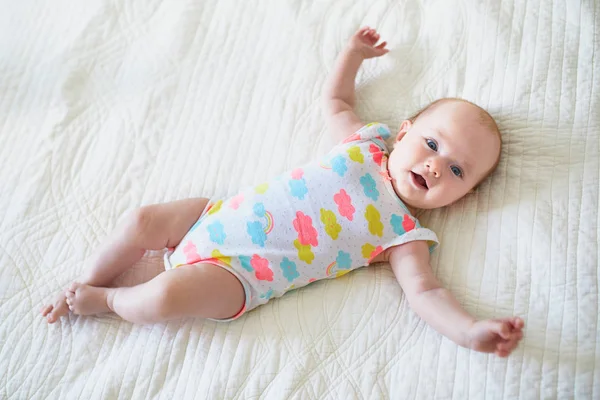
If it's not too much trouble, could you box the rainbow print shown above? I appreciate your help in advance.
[326,261,337,276]
[263,211,274,234]
[320,156,332,170]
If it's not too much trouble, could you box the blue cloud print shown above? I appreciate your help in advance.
[247,221,267,247]
[336,251,352,270]
[253,202,266,217]
[239,255,254,272]
[260,289,274,300]
[289,178,308,199]
[391,213,420,236]
[331,155,347,177]
[390,214,405,235]
[280,257,300,282]
[360,173,380,201]
[207,221,226,245]
[377,125,391,139]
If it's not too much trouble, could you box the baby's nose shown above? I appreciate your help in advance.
[425,159,442,178]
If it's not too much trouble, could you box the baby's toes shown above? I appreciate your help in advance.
[66,283,86,314]
[65,289,77,308]
[47,298,70,323]
[41,304,53,317]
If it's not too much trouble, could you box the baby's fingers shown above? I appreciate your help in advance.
[510,317,525,330]
[364,28,380,40]
[495,329,523,357]
[362,27,375,37]
[495,336,521,357]
[489,320,511,339]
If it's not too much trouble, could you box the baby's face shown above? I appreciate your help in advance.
[387,100,501,210]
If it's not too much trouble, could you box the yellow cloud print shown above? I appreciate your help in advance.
[294,239,314,264]
[361,243,376,259]
[347,146,364,163]
[365,204,383,237]
[336,270,351,278]
[211,249,232,266]
[255,183,269,194]
[207,200,223,215]
[320,208,342,240]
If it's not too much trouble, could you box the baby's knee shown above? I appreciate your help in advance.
[124,206,155,237]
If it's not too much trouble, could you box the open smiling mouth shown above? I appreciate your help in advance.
[411,172,428,190]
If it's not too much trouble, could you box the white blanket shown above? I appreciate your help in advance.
[1,0,598,398]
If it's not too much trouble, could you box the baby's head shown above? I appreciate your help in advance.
[387,98,501,210]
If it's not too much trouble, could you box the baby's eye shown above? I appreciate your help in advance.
[450,165,463,177]
[426,139,438,151]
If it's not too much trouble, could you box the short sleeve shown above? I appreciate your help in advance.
[388,225,439,254]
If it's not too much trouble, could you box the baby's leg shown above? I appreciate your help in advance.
[65,263,245,323]
[41,198,210,323]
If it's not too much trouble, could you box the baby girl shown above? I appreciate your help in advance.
[42,27,524,357]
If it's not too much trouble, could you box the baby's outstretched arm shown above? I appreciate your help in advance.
[388,241,524,357]
[323,27,388,143]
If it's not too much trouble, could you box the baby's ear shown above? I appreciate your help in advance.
[396,120,412,141]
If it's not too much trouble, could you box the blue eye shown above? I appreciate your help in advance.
[426,139,438,151]
[450,165,463,177]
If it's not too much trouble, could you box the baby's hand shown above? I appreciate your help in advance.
[348,27,389,59]
[467,317,525,357]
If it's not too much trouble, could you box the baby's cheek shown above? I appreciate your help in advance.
[437,183,467,206]
[387,151,404,172]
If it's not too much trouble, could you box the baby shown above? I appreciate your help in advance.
[42,27,524,357]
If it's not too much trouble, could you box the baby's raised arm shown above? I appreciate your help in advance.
[388,242,524,357]
[323,27,388,143]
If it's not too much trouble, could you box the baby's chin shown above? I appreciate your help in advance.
[391,182,431,212]
[404,193,474,211]
[393,184,450,211]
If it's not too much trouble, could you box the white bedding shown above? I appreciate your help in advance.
[1,0,598,398]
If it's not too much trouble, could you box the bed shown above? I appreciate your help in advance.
[1,0,598,398]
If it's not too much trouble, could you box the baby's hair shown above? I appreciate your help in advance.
[409,97,502,187]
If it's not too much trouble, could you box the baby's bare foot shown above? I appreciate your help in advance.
[41,291,70,323]
[65,282,111,315]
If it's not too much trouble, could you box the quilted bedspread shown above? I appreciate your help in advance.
[1,0,598,398]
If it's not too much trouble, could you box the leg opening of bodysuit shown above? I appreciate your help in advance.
[187,260,250,322]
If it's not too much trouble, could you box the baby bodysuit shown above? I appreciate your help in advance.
[165,123,439,320]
